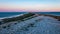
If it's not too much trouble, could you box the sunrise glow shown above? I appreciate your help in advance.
[0,0,60,12]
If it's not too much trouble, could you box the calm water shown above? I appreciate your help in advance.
[34,12,60,16]
[0,12,27,18]
[0,12,60,18]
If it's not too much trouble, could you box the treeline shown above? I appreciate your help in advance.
[39,14,60,21]
[2,13,35,23]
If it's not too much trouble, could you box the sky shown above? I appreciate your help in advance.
[0,0,60,12]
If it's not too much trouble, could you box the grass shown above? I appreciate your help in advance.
[2,13,35,23]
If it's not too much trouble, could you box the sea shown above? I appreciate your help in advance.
[0,12,60,18]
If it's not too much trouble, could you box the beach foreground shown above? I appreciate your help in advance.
[0,13,60,34]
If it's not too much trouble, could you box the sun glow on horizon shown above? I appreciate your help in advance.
[0,0,60,12]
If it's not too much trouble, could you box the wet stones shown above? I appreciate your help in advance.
[3,26,6,29]
[14,23,17,25]
[28,23,34,27]
[20,27,29,31]
[18,23,35,31]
